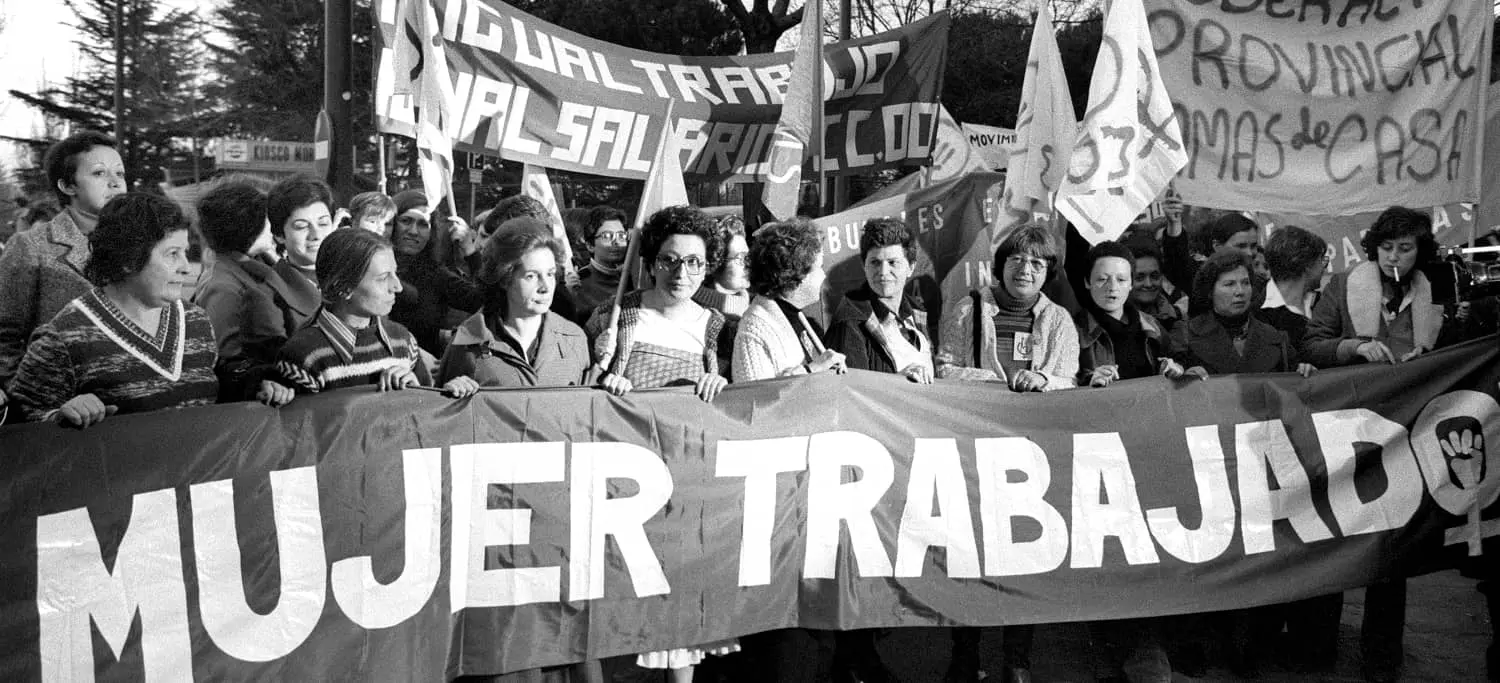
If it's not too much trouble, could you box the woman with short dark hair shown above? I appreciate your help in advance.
[0,131,126,402]
[261,174,330,333]
[825,216,934,382]
[440,217,595,389]
[7,193,218,426]
[1075,240,1189,388]
[1170,251,1310,377]
[732,218,845,381]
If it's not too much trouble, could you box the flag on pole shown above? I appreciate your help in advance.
[1055,0,1188,245]
[996,1,1077,230]
[632,102,690,231]
[521,163,579,288]
[392,0,457,214]
[760,0,825,223]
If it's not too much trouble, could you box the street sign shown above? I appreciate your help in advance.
[313,110,332,178]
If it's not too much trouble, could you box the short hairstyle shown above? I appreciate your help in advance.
[196,178,267,254]
[266,174,333,237]
[392,189,428,219]
[583,205,629,243]
[483,195,550,238]
[84,193,189,286]
[44,131,117,205]
[639,205,722,268]
[1207,213,1260,248]
[748,217,823,298]
[349,191,396,221]
[1191,249,1256,312]
[1264,225,1329,283]
[992,223,1060,283]
[858,216,915,262]
[1122,235,1163,264]
[706,214,747,280]
[1082,240,1136,277]
[478,218,566,312]
[317,228,394,305]
[1361,206,1437,264]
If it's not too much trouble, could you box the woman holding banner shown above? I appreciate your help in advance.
[7,193,219,426]
[1074,240,1191,388]
[825,216,934,383]
[439,217,596,390]
[732,218,846,382]
[1169,250,1309,378]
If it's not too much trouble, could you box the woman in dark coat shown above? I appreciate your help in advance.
[388,190,485,355]
[1171,251,1313,378]
[825,216,933,383]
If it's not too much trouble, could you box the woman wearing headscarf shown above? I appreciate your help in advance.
[732,218,845,382]
[7,193,218,426]
[387,190,485,355]
[825,216,933,383]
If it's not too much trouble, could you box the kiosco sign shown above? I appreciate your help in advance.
[213,139,318,173]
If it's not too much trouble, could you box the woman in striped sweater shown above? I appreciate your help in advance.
[274,229,478,398]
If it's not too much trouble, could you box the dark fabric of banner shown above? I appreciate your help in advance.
[1,337,1497,679]
[372,0,949,182]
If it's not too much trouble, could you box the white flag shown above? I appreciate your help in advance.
[997,1,1077,229]
[391,0,456,212]
[1056,0,1187,245]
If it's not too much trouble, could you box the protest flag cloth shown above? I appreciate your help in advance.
[520,164,581,291]
[391,0,458,215]
[996,0,1077,231]
[1056,0,1186,245]
[760,0,825,223]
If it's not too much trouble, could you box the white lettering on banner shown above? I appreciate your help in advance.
[975,437,1070,576]
[458,0,505,54]
[190,467,326,662]
[450,443,564,610]
[1146,425,1236,564]
[510,17,556,72]
[1409,391,1500,555]
[37,490,190,683]
[1313,410,1423,537]
[1070,433,1161,568]
[332,448,444,628]
[716,437,811,587]
[1235,421,1335,554]
[895,439,981,578]
[502,87,543,155]
[569,443,674,601]
[630,60,673,98]
[805,431,897,579]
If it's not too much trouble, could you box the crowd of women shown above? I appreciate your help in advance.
[0,131,1491,683]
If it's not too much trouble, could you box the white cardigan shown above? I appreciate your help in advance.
[732,295,812,382]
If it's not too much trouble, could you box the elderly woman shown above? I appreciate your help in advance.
[937,223,1079,390]
[388,190,485,355]
[7,193,218,426]
[273,229,476,398]
[440,218,595,389]
[1170,250,1310,378]
[0,132,126,407]
[825,217,933,383]
[732,218,845,382]
[1076,240,1189,388]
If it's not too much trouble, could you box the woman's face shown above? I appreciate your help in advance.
[716,234,750,293]
[122,229,191,308]
[63,146,126,215]
[1001,251,1048,300]
[653,234,708,303]
[505,247,557,319]
[393,207,432,256]
[358,209,395,238]
[342,247,403,319]
[1131,255,1163,307]
[279,202,334,268]
[1378,235,1420,279]
[1211,265,1253,317]
[863,244,912,302]
[788,250,827,304]
[1087,256,1133,317]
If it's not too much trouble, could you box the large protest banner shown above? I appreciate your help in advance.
[1255,202,1477,275]
[1479,83,1500,239]
[371,0,947,182]
[4,337,1498,679]
[1145,0,1493,215]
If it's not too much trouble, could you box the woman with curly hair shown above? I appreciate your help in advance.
[824,216,934,382]
[7,193,219,426]
[732,217,845,381]
[585,205,732,406]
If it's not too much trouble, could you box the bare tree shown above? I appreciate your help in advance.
[723,0,807,54]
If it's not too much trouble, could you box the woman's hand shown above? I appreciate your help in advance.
[256,380,294,407]
[601,372,633,396]
[447,216,479,256]
[1089,365,1120,387]
[55,394,116,428]
[443,375,481,398]
[1357,340,1396,364]
[1011,369,1047,392]
[1296,363,1317,378]
[1399,346,1429,363]
[1183,366,1210,381]
[900,363,933,384]
[694,373,727,402]
[1158,358,1187,380]
[378,366,418,391]
[806,349,847,374]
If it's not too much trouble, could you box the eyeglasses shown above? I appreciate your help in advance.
[723,254,748,266]
[595,232,629,245]
[1006,255,1049,273]
[655,255,706,274]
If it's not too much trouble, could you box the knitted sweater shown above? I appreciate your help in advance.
[732,295,815,382]
[935,286,1079,390]
[584,290,728,384]
[275,309,430,393]
[7,290,219,422]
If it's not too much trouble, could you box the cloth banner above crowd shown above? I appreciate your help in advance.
[4,337,1499,679]
[1145,0,1493,216]
[372,0,948,183]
